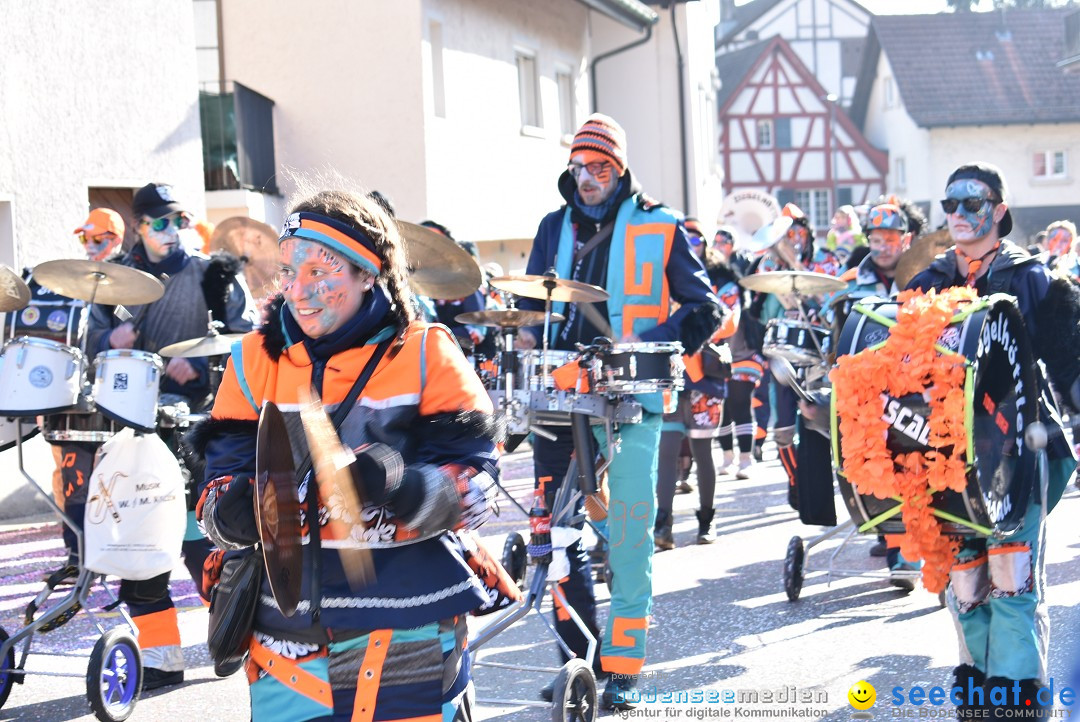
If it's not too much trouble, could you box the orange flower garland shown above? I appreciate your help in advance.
[831,287,979,592]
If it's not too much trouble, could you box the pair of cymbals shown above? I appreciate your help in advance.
[33,259,164,306]
[739,270,848,296]
[455,309,565,329]
[397,221,483,300]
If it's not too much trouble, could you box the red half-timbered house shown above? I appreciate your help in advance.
[717,35,887,232]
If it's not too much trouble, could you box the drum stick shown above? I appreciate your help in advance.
[769,357,816,404]
[579,302,615,341]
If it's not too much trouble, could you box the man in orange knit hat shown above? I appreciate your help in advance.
[517,114,722,710]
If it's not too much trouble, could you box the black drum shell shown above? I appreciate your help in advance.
[832,295,1038,537]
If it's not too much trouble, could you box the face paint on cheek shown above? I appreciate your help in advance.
[1047,229,1072,257]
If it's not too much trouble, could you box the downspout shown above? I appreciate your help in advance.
[589,21,654,112]
[671,3,690,214]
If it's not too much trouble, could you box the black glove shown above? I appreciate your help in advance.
[349,443,405,505]
[215,475,259,546]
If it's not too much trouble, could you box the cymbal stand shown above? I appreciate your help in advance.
[790,283,828,363]
[540,270,558,390]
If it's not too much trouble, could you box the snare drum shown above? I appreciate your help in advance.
[93,349,163,432]
[517,350,581,391]
[594,342,684,395]
[0,337,84,416]
[762,319,830,367]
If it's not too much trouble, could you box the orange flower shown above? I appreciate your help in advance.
[832,287,976,593]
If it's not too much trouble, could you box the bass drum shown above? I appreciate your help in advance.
[832,294,1039,537]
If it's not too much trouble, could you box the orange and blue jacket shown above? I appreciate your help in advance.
[195,298,501,638]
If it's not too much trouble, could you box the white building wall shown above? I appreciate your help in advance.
[0,0,205,268]
[594,3,722,228]
[421,0,589,249]
[220,0,427,225]
[862,51,932,205]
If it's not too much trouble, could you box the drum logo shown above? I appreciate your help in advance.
[20,307,39,326]
[881,394,931,447]
[29,366,52,388]
[113,373,128,391]
[939,327,961,351]
[46,310,67,333]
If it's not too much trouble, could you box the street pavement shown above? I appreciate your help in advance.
[0,443,1078,721]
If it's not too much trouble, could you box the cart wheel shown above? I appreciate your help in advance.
[501,532,528,591]
[86,628,141,722]
[550,658,597,722]
[603,561,613,589]
[0,627,14,709]
[784,536,805,601]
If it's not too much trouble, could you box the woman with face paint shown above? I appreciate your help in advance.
[1046,220,1079,281]
[195,189,502,721]
[906,162,1080,719]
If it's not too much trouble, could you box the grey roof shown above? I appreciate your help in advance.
[860,10,1080,128]
[716,37,775,110]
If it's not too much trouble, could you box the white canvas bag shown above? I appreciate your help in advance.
[83,427,186,580]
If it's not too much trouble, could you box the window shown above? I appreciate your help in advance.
[894,157,907,189]
[1033,150,1066,179]
[556,70,575,137]
[516,51,541,129]
[193,0,223,92]
[882,77,895,109]
[794,189,831,231]
[429,21,446,118]
[756,119,773,149]
[775,117,792,149]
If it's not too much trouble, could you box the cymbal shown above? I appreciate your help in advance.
[297,385,374,589]
[158,332,245,358]
[0,265,30,312]
[397,221,483,300]
[490,275,610,303]
[255,401,303,617]
[454,309,566,328]
[895,229,953,291]
[33,259,164,306]
[738,270,847,296]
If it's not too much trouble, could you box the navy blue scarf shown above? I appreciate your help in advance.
[128,241,189,277]
[574,179,626,222]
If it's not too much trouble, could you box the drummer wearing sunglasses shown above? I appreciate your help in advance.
[84,182,257,691]
[905,162,1080,718]
[73,207,125,262]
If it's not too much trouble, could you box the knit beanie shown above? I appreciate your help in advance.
[570,114,628,177]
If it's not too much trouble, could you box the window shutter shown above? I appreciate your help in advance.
[775,118,792,149]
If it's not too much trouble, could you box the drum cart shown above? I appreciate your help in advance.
[0,418,143,722]
[782,294,1044,611]
[472,429,617,722]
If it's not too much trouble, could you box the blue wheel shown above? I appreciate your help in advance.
[86,628,142,721]
[0,626,14,709]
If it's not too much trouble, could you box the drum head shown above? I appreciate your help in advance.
[968,298,1038,536]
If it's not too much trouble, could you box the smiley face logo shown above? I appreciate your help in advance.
[848,680,876,710]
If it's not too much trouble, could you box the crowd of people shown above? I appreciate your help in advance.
[13,112,1080,721]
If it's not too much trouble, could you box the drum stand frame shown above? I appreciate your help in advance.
[471,454,609,713]
[0,420,139,689]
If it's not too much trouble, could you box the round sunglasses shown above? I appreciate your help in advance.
[142,214,191,232]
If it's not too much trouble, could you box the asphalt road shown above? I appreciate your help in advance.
[1,444,1079,722]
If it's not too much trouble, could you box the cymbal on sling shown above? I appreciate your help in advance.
[894,229,953,291]
[255,401,303,617]
[158,333,246,358]
[0,265,31,312]
[454,309,566,328]
[489,275,610,304]
[738,270,848,296]
[397,221,483,300]
[32,259,165,306]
